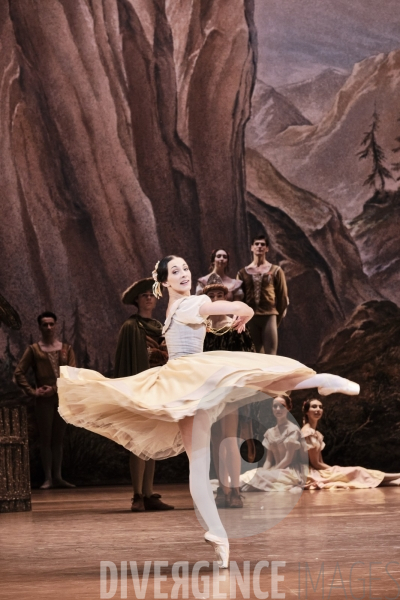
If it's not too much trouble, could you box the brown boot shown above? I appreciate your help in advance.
[143,496,174,511]
[229,488,244,509]
[131,493,145,512]
[215,487,230,508]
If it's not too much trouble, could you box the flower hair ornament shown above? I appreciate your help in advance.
[152,261,163,299]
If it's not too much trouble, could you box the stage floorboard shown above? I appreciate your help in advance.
[1,484,400,599]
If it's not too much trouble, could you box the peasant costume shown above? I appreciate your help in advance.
[240,420,307,492]
[301,424,390,489]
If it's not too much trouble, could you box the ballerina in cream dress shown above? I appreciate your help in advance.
[240,394,307,493]
[58,256,360,568]
[302,399,400,490]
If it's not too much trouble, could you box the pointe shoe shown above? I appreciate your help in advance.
[204,532,230,569]
[318,380,360,396]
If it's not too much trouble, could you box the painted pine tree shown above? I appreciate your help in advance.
[358,107,393,190]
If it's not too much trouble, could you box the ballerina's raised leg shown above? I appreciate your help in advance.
[179,412,230,569]
[294,373,360,396]
[178,374,359,569]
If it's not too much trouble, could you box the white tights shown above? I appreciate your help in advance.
[179,412,227,538]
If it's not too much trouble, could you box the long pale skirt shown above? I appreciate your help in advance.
[305,465,386,490]
[58,351,314,460]
[240,466,305,493]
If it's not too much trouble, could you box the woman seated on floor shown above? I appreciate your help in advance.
[302,398,400,490]
[240,394,307,493]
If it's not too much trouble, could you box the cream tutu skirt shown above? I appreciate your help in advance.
[58,351,314,460]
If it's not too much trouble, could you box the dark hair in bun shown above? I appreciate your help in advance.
[155,256,176,285]
[273,393,292,411]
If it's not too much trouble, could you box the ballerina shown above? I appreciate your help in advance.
[302,399,400,489]
[58,255,360,568]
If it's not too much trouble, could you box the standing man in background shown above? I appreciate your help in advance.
[237,235,288,354]
[15,311,76,489]
[115,278,174,512]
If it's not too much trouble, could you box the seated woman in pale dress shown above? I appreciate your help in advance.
[58,255,360,569]
[240,394,307,493]
[302,399,400,489]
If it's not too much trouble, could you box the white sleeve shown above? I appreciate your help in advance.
[174,295,212,325]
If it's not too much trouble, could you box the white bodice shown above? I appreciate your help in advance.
[162,295,212,360]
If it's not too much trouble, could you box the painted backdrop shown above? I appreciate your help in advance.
[0,0,399,485]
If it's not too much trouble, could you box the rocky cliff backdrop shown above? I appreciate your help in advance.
[1,0,399,485]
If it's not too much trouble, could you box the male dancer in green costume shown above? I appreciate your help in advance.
[115,278,174,512]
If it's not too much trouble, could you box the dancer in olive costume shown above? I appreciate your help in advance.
[115,278,174,512]
[15,311,75,489]
[238,235,288,354]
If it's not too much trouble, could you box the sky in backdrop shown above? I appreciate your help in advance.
[255,0,400,86]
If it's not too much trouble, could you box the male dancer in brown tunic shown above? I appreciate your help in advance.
[237,235,288,354]
[15,311,76,489]
[115,278,174,512]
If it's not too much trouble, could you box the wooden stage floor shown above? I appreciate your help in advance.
[1,484,400,599]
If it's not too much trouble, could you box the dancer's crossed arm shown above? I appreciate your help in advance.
[199,300,253,333]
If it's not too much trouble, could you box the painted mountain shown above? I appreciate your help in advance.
[250,50,400,219]
[244,148,377,363]
[277,68,349,124]
[245,79,311,147]
[350,190,400,305]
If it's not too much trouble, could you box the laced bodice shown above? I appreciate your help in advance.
[162,295,211,360]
